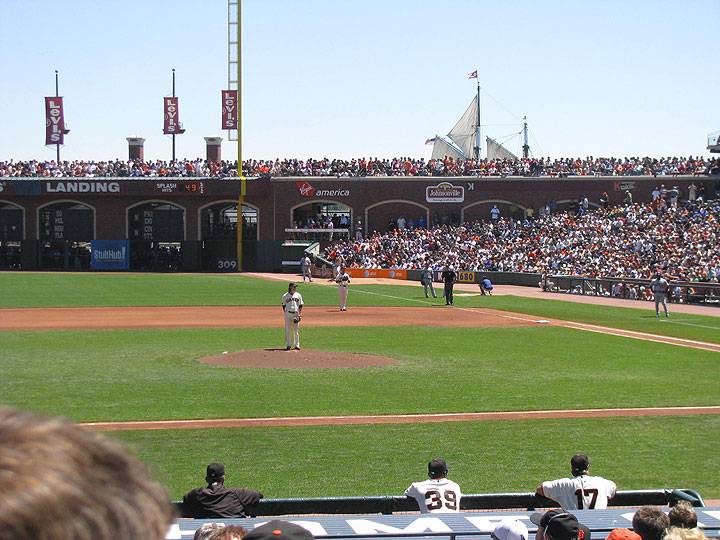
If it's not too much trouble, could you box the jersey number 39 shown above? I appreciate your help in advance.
[425,490,458,511]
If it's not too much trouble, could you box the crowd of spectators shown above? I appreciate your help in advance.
[325,199,720,282]
[1,155,718,178]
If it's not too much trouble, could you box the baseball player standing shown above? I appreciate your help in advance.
[404,458,462,513]
[535,453,616,510]
[336,267,351,311]
[649,272,670,318]
[300,255,313,282]
[281,282,303,350]
[420,267,437,298]
[441,265,457,305]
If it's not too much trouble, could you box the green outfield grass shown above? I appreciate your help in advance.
[1,272,719,501]
[112,415,720,499]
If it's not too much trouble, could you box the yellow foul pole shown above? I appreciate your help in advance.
[236,0,245,272]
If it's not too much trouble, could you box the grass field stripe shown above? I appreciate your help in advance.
[79,405,720,431]
[559,320,720,348]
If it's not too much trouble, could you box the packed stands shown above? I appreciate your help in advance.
[325,200,720,282]
[1,156,718,178]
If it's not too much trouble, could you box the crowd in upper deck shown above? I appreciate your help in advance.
[1,155,718,178]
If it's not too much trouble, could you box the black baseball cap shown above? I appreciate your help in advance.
[530,510,591,540]
[245,520,315,540]
[571,453,591,473]
[428,458,448,478]
[206,462,225,479]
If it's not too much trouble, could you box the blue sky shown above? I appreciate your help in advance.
[0,0,717,162]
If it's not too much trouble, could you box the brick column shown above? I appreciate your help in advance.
[126,138,145,161]
[204,137,223,162]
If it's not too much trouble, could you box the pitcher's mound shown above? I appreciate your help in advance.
[200,349,400,369]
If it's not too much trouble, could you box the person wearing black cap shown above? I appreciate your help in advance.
[535,453,616,510]
[181,462,263,518]
[530,509,591,540]
[649,272,670,318]
[244,520,314,540]
[404,457,462,513]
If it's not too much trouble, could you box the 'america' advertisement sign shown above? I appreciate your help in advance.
[163,97,180,134]
[221,90,238,130]
[45,97,66,145]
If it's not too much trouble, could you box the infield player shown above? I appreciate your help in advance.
[404,458,462,513]
[649,272,670,318]
[281,282,303,350]
[300,254,313,282]
[336,267,351,311]
[535,453,616,510]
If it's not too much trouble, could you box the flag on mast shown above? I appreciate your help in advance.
[467,70,478,79]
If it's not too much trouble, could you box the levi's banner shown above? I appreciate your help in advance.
[163,97,179,134]
[221,90,238,130]
[45,97,65,145]
[90,240,130,270]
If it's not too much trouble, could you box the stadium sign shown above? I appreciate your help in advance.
[90,240,130,270]
[426,182,464,203]
[46,181,120,193]
[296,181,350,198]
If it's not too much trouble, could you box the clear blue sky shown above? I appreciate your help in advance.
[0,0,717,162]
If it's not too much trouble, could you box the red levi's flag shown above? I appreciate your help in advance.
[163,97,180,134]
[45,97,65,145]
[467,70,478,79]
[221,90,238,130]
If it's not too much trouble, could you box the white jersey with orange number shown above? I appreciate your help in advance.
[404,478,462,513]
[541,475,616,510]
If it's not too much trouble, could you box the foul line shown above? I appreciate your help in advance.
[80,406,720,432]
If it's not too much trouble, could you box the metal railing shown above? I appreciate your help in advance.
[543,275,720,306]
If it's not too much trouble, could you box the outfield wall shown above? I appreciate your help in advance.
[0,175,716,270]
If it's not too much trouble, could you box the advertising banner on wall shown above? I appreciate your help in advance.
[221,90,238,130]
[163,97,180,134]
[90,240,130,270]
[45,97,66,145]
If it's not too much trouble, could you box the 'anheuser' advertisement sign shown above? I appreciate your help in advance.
[296,181,350,198]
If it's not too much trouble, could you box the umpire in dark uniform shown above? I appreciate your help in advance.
[441,265,457,306]
[181,462,263,518]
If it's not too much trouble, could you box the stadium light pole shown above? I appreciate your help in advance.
[171,68,176,162]
[236,0,245,272]
[55,70,60,163]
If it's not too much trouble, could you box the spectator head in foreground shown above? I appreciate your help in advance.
[492,519,529,540]
[668,501,698,529]
[194,523,228,540]
[632,506,670,540]
[209,525,249,540]
[606,529,641,540]
[244,520,314,540]
[428,457,449,479]
[531,509,591,540]
[0,407,174,540]
[663,528,708,540]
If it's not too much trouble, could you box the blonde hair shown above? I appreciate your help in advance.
[663,528,707,540]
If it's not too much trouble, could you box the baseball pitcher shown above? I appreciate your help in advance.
[281,282,303,350]
[536,453,616,510]
[405,458,462,513]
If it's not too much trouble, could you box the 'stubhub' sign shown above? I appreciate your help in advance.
[426,182,464,203]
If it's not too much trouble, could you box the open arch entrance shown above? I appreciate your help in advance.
[127,201,185,271]
[291,200,352,241]
[366,200,430,234]
[0,202,23,269]
[37,201,94,269]
[199,201,259,271]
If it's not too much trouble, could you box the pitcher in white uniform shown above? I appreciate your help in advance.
[280,282,303,350]
[336,267,351,311]
[404,457,462,513]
